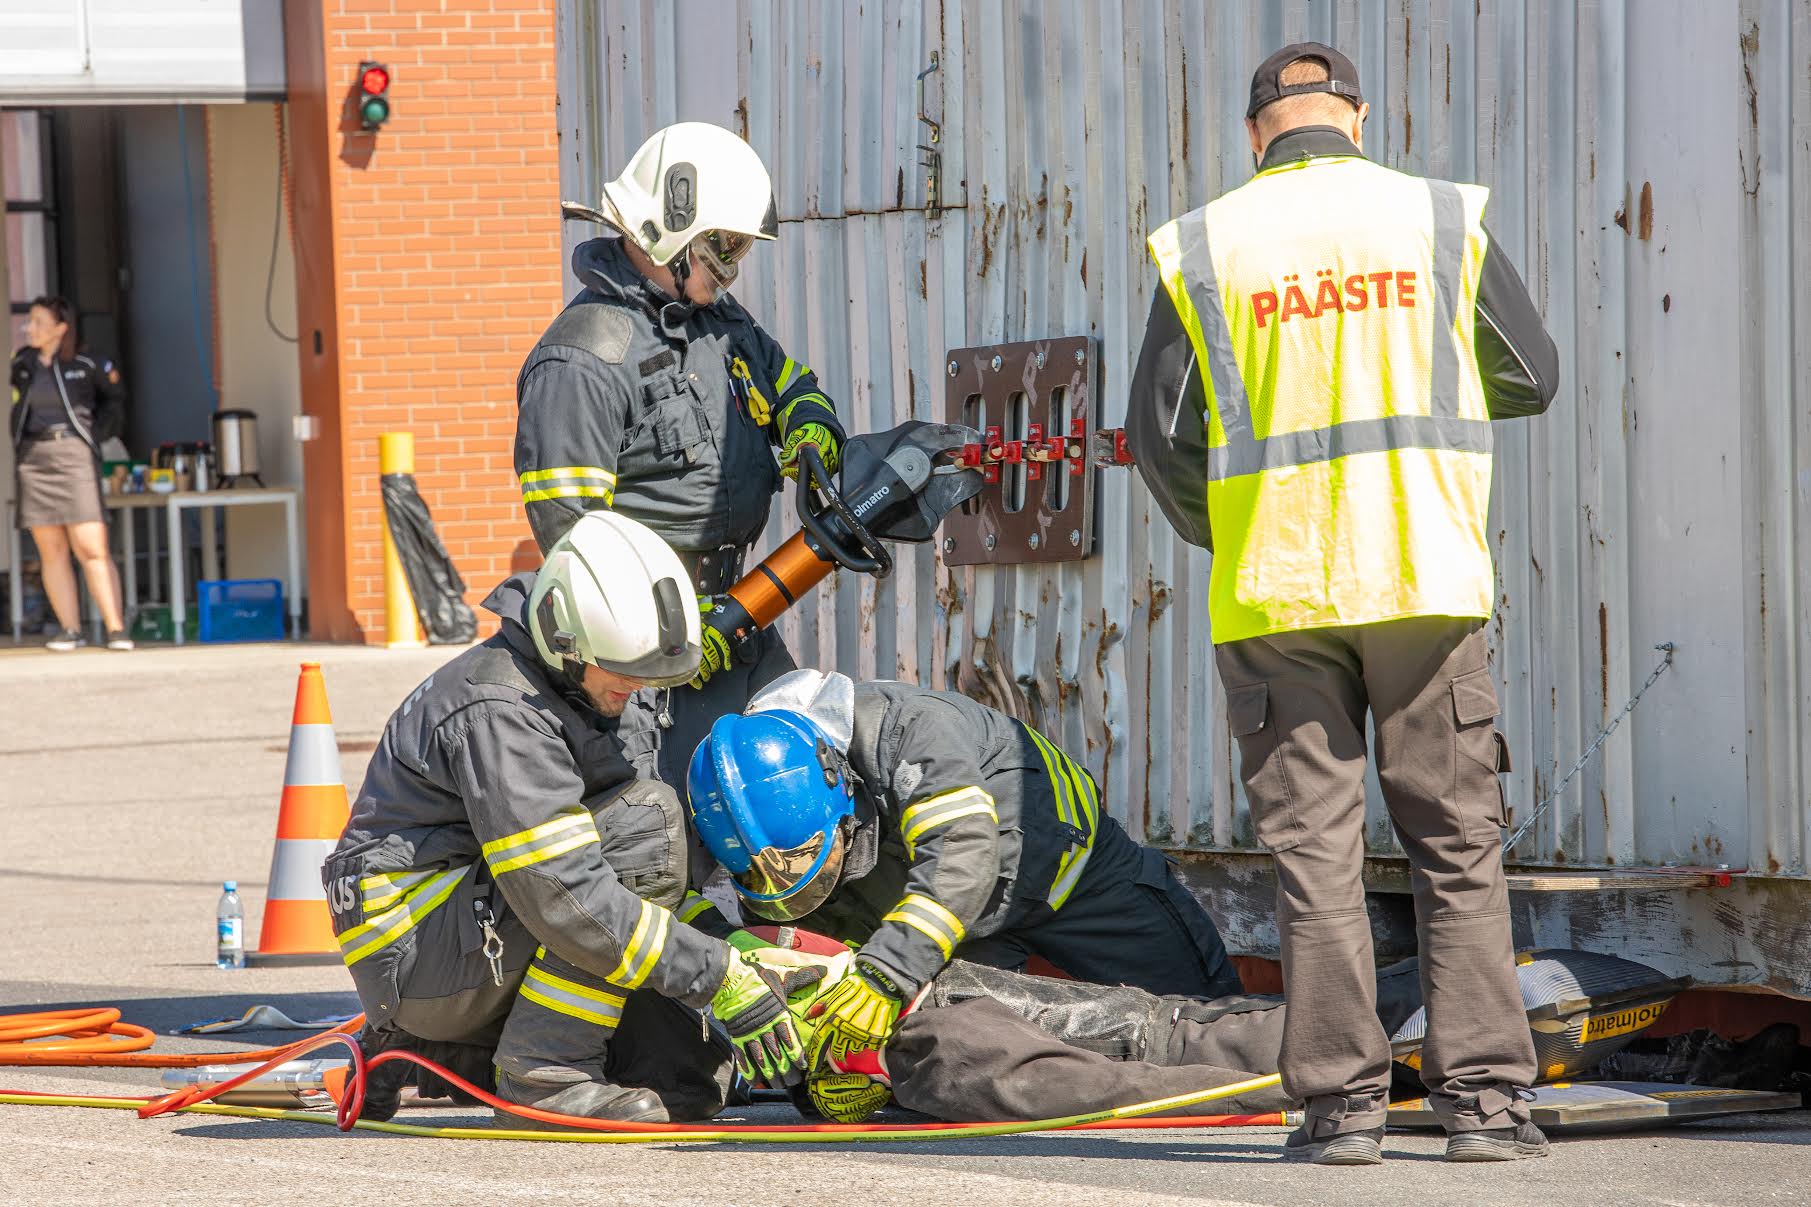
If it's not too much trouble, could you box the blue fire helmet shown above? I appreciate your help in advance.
[687,709,856,922]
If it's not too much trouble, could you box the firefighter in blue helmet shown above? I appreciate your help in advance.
[515,121,846,807]
[687,670,1241,1091]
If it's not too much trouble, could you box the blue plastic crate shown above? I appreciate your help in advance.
[198,578,287,643]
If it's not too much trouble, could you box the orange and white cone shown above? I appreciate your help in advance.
[256,662,350,956]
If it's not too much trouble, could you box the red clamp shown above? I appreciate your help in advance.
[1023,423,1044,480]
[982,425,1003,484]
[1092,427,1134,468]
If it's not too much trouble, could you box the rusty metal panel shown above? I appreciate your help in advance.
[940,337,1095,567]
[560,2,1811,987]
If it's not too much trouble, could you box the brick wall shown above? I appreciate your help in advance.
[285,0,560,641]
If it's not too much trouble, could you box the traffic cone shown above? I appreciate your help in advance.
[255,662,350,958]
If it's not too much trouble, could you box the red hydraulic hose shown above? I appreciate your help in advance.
[7,1008,1287,1136]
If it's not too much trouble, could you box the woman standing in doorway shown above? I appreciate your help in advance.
[9,296,133,650]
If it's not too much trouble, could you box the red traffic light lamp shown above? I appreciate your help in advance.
[356,61,391,131]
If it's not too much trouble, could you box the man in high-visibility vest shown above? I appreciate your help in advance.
[1126,43,1559,1165]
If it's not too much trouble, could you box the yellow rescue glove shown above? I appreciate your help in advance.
[807,1072,893,1123]
[804,963,901,1074]
[779,421,840,480]
[692,594,734,688]
[710,948,825,1088]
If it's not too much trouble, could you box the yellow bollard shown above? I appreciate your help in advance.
[378,432,425,649]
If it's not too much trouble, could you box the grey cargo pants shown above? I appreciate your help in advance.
[885,960,1293,1121]
[1215,616,1536,1135]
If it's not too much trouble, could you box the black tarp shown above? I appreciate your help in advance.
[380,472,477,644]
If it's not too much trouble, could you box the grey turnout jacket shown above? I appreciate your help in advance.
[514,236,845,555]
[326,574,729,1009]
[758,676,1102,999]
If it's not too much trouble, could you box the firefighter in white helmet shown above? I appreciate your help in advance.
[514,122,847,806]
[325,513,824,1129]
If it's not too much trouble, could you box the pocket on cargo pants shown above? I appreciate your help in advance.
[1227,682,1303,853]
[1450,668,1509,846]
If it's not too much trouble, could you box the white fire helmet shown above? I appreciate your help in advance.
[527,512,702,688]
[595,121,778,290]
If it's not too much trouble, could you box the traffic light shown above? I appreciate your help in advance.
[356,61,391,131]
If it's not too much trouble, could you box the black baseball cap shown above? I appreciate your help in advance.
[1246,42,1364,120]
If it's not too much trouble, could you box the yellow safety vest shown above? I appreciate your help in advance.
[1147,154,1495,643]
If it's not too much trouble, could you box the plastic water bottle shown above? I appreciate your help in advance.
[216,881,246,969]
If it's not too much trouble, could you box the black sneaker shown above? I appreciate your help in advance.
[45,629,86,652]
[1282,1125,1385,1165]
[105,629,135,651]
[1445,1121,1551,1161]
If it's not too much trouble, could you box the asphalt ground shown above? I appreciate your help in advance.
[2,641,1806,1205]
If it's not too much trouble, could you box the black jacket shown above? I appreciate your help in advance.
[514,237,845,554]
[9,347,125,456]
[1125,126,1560,550]
[328,574,729,1008]
[785,680,1102,997]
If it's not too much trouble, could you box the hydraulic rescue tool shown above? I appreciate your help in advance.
[705,420,986,637]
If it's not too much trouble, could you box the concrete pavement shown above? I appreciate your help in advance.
[1,641,1805,1205]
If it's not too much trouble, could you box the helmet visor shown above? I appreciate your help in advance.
[692,229,755,288]
[734,826,848,923]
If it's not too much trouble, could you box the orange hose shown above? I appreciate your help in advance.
[0,1008,363,1067]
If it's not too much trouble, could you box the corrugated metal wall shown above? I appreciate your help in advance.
[559,0,1811,879]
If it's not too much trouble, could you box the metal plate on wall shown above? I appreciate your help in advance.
[941,336,1094,566]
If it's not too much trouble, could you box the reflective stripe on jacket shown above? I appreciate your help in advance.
[1147,153,1495,642]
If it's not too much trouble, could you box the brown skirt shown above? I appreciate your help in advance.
[16,434,105,529]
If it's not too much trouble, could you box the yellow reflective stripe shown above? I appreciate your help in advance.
[775,357,805,393]
[884,911,955,960]
[882,893,965,961]
[1024,726,1100,911]
[519,949,627,1027]
[677,892,717,924]
[1057,748,1099,837]
[482,811,600,876]
[1025,726,1078,830]
[776,391,831,433]
[1048,842,1096,910]
[521,483,616,505]
[517,983,621,1028]
[358,869,433,913]
[519,466,618,486]
[339,866,469,966]
[519,466,617,506]
[604,900,672,989]
[898,787,998,858]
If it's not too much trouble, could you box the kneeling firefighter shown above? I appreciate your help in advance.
[687,670,1244,1117]
[324,513,823,1128]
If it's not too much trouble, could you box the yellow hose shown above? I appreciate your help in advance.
[0,1072,1285,1145]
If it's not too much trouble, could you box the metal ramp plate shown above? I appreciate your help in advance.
[1388,1081,1800,1134]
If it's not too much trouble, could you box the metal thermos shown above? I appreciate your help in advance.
[193,443,213,493]
[212,409,262,487]
[169,444,193,492]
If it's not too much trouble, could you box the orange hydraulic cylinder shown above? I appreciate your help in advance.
[726,531,835,630]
